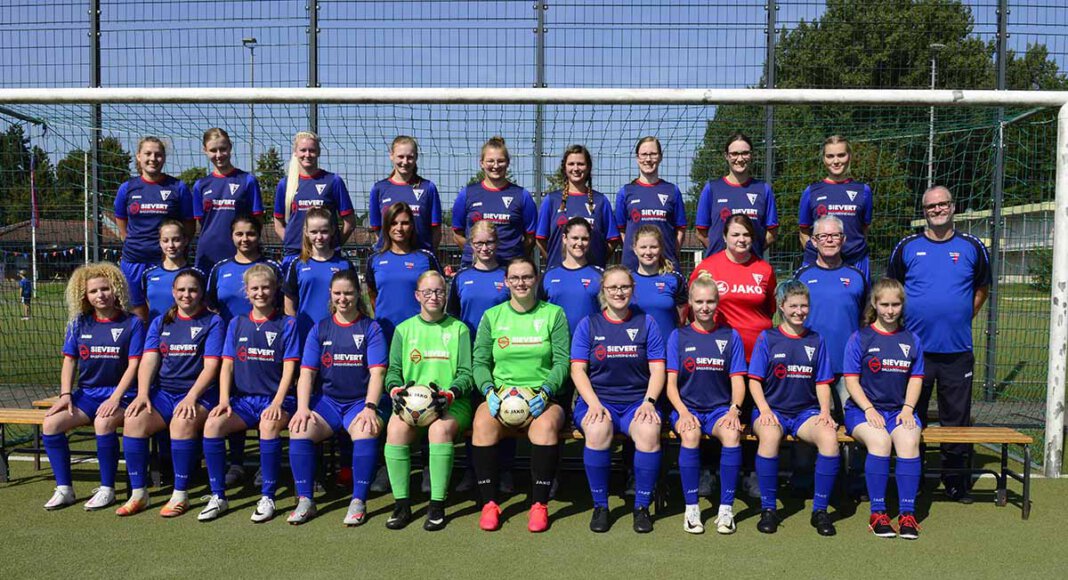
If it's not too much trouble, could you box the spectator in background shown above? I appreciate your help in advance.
[19,269,31,320]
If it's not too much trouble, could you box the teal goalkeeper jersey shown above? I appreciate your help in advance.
[472,300,570,394]
[385,314,473,394]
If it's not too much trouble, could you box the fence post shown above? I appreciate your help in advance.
[1045,102,1068,477]
[89,0,102,262]
[984,0,1008,402]
[308,0,320,134]
[533,1,547,200]
[764,0,776,183]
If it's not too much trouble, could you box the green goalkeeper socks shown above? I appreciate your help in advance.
[429,443,455,502]
[384,444,411,500]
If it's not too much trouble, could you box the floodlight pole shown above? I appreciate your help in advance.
[89,0,102,262]
[927,43,945,190]
[984,2,1008,403]
[243,38,258,171]
[764,0,777,183]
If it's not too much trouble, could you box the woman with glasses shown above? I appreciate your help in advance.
[798,135,873,279]
[470,256,570,533]
[615,136,687,271]
[695,133,778,259]
[571,266,666,534]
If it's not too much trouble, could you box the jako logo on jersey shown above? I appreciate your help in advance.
[497,336,510,349]
[229,183,240,194]
[899,343,911,357]
[315,184,326,195]
[949,252,960,263]
[502,196,513,208]
[804,346,815,361]
[160,190,171,201]
[840,277,851,287]
[626,328,639,341]
[846,190,858,201]
[716,339,727,354]
[657,194,668,206]
[747,193,757,205]
[111,328,124,342]
[353,334,365,349]
[409,349,423,364]
[190,326,202,339]
[265,331,277,346]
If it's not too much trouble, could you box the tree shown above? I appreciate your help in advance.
[178,166,207,186]
[256,147,284,206]
[688,0,1066,270]
[97,136,132,194]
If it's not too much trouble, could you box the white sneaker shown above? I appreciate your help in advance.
[83,486,115,511]
[683,504,704,534]
[250,496,275,523]
[744,473,761,499]
[715,507,736,535]
[286,496,317,525]
[455,468,476,492]
[224,464,245,488]
[698,469,714,498]
[44,486,76,510]
[197,495,228,521]
[369,466,390,493]
[343,498,367,526]
[253,467,263,488]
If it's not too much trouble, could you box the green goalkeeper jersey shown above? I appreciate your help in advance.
[472,300,570,395]
[386,314,473,394]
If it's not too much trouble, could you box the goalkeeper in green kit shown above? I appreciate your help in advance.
[471,256,571,533]
[383,270,474,531]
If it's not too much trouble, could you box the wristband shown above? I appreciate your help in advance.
[59,393,71,398]
[645,397,656,405]
[863,406,873,412]
[902,403,915,410]
[365,401,378,411]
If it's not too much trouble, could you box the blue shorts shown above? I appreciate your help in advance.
[72,386,135,418]
[670,405,732,437]
[843,403,922,436]
[573,397,659,438]
[120,258,151,306]
[230,394,297,428]
[311,394,388,434]
[151,388,219,423]
[750,407,822,438]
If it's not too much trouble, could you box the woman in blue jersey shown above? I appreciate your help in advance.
[540,217,602,335]
[748,280,838,536]
[283,207,358,342]
[115,136,195,320]
[843,278,924,540]
[286,269,387,526]
[665,272,747,535]
[193,128,264,274]
[630,225,687,339]
[365,201,442,342]
[370,135,442,252]
[42,262,145,511]
[272,131,356,271]
[199,264,300,523]
[695,133,778,259]
[616,136,688,271]
[141,219,197,322]
[571,266,666,534]
[451,136,538,267]
[798,136,873,278]
[536,144,618,269]
[117,269,225,517]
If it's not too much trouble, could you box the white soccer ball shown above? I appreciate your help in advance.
[497,387,536,429]
[399,385,439,427]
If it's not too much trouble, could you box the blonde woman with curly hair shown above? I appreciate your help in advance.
[43,262,146,511]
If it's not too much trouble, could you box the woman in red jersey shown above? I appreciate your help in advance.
[689,214,776,361]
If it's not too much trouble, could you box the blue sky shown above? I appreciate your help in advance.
[1,0,1065,212]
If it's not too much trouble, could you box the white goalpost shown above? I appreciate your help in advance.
[0,87,1064,477]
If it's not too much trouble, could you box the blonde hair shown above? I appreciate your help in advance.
[632,225,674,275]
[66,262,130,322]
[864,278,907,325]
[202,128,231,148]
[389,135,421,186]
[480,136,510,163]
[597,265,633,310]
[284,131,321,222]
[822,134,852,156]
[469,220,498,240]
[299,207,336,262]
[135,136,166,174]
[243,263,277,289]
[688,270,720,300]
[417,269,446,289]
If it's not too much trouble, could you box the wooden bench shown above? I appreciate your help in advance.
[32,396,58,409]
[0,408,48,482]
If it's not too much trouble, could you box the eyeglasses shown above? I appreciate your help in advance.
[604,285,634,295]
[638,152,661,159]
[471,240,497,248]
[507,275,536,284]
[726,151,752,159]
[418,289,446,298]
[923,200,952,212]
[813,233,844,242]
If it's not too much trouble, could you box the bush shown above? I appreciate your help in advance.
[1028,247,1053,293]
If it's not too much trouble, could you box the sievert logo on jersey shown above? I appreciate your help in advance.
[868,356,911,373]
[472,212,510,224]
[774,363,814,379]
[162,342,198,357]
[130,202,170,215]
[816,203,857,218]
[293,199,325,212]
[603,344,640,358]
[239,346,276,362]
[205,198,238,213]
[85,344,122,359]
[689,356,726,371]
[500,335,542,348]
[325,352,365,368]
[421,349,452,361]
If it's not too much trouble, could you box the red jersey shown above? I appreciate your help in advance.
[689,251,776,360]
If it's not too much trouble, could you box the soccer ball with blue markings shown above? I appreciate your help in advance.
[399,385,439,427]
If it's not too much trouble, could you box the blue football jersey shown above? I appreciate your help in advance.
[451,182,537,266]
[666,324,748,413]
[114,175,195,264]
[62,312,146,390]
[798,179,873,265]
[192,169,264,270]
[222,312,300,397]
[535,189,619,270]
[144,309,225,393]
[301,315,388,402]
[446,265,509,339]
[748,327,834,414]
[695,177,778,258]
[365,248,442,341]
[205,257,283,323]
[539,264,602,335]
[571,311,665,405]
[615,179,687,271]
[282,255,358,342]
[272,170,355,256]
[142,264,203,322]
[631,270,687,340]
[369,177,442,252]
[843,325,925,410]
[795,263,868,374]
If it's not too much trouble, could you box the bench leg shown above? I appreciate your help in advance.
[34,424,41,471]
[996,445,1008,507]
[150,435,162,489]
[0,423,8,483]
[1022,445,1031,520]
